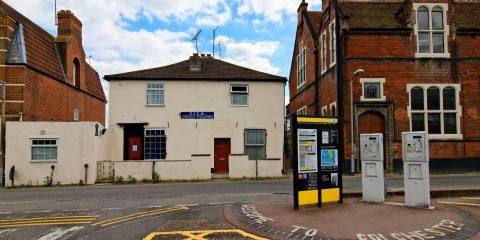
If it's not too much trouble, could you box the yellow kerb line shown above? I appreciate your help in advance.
[437,201,480,207]
[0,215,99,223]
[462,197,480,201]
[92,206,188,227]
[143,229,269,240]
[0,221,93,228]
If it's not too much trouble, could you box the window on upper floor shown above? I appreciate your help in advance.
[408,84,461,138]
[230,84,249,106]
[330,102,337,117]
[73,109,79,121]
[321,106,328,116]
[297,42,307,88]
[321,32,327,73]
[360,78,386,101]
[73,58,80,88]
[146,82,165,106]
[330,22,336,66]
[414,3,449,58]
[297,106,307,116]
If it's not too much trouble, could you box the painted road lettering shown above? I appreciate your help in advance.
[241,205,274,224]
[356,220,464,240]
[291,225,318,237]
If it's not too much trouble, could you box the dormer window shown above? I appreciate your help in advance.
[414,3,449,58]
[73,58,80,87]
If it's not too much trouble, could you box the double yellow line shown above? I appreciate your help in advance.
[92,206,188,227]
[0,215,99,228]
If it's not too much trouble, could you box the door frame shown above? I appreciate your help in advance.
[354,102,394,171]
[213,138,231,173]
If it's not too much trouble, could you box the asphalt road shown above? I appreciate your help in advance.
[0,174,479,212]
[0,174,478,240]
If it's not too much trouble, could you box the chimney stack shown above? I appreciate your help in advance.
[297,0,308,25]
[55,10,82,43]
[189,54,202,71]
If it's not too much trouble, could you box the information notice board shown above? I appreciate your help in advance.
[292,115,343,209]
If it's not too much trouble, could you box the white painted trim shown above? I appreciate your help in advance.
[0,37,11,41]
[145,82,165,106]
[0,100,24,103]
[329,102,337,117]
[329,20,336,67]
[406,83,462,139]
[296,105,307,116]
[321,105,328,116]
[320,31,327,75]
[296,41,307,89]
[413,3,450,58]
[360,78,386,101]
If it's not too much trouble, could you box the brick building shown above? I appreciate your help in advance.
[0,1,106,124]
[289,0,480,172]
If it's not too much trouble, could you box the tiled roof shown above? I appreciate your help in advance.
[104,56,287,82]
[0,1,106,101]
[306,11,322,33]
[454,2,480,29]
[339,1,406,29]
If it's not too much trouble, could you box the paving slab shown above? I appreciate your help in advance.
[228,197,480,240]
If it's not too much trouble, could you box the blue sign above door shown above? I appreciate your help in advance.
[180,112,214,119]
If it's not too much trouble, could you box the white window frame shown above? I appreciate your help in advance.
[407,83,462,139]
[360,78,386,101]
[330,102,337,117]
[230,84,249,106]
[146,82,165,106]
[329,21,336,67]
[144,128,167,160]
[73,109,79,121]
[413,3,450,58]
[31,138,58,162]
[296,106,307,116]
[321,106,328,116]
[244,129,267,160]
[320,32,327,74]
[296,42,307,89]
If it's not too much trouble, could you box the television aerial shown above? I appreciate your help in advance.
[192,30,202,54]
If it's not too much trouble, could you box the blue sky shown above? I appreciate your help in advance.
[5,0,323,103]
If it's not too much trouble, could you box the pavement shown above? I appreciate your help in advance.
[0,174,478,239]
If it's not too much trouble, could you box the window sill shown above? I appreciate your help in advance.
[230,104,249,107]
[296,82,306,90]
[30,160,58,163]
[360,97,386,102]
[145,104,165,107]
[428,134,463,140]
[330,61,336,68]
[415,53,451,58]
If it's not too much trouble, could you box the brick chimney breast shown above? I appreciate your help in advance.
[298,0,308,25]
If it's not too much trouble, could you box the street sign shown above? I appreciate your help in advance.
[180,112,214,119]
[291,115,343,209]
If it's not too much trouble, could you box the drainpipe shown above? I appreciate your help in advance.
[0,81,5,186]
[84,163,89,185]
[314,48,319,115]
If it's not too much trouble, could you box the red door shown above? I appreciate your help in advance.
[127,136,142,160]
[214,138,230,173]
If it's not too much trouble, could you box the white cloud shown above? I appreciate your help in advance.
[237,0,322,24]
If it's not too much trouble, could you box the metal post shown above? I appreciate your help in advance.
[0,81,5,186]
[350,69,364,175]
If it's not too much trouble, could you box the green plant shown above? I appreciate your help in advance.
[79,179,84,186]
[43,176,52,186]
[114,176,125,184]
[126,175,137,184]
[141,178,151,183]
[152,171,160,183]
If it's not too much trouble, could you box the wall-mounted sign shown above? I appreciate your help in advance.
[297,129,318,173]
[180,112,214,119]
[321,149,338,170]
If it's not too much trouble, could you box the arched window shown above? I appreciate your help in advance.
[73,58,80,88]
[331,105,336,117]
[411,87,424,110]
[443,87,455,110]
[416,5,446,54]
[427,87,440,110]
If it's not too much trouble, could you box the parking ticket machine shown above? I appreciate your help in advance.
[402,132,430,207]
[360,133,385,203]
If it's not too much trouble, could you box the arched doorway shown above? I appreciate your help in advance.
[358,111,386,169]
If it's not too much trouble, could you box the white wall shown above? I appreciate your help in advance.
[108,80,285,159]
[108,80,285,177]
[5,122,107,186]
[229,155,283,178]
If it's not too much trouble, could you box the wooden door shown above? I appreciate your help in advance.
[127,136,142,160]
[214,138,231,173]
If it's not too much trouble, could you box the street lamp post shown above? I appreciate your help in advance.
[350,69,364,175]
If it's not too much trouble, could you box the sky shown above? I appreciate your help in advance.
[5,0,323,105]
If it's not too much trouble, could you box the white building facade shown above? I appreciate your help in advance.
[105,54,287,179]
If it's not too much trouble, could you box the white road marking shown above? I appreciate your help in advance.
[25,210,51,213]
[181,204,199,207]
[63,209,89,212]
[208,202,233,205]
[0,212,12,214]
[36,226,84,240]
[102,207,125,210]
[138,205,163,209]
[0,229,17,236]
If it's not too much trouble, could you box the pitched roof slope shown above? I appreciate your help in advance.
[454,2,480,29]
[0,1,106,101]
[104,56,287,82]
[339,1,406,29]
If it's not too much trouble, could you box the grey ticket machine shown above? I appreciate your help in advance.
[360,133,384,203]
[402,132,430,207]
